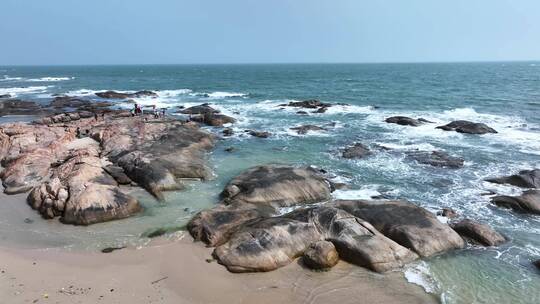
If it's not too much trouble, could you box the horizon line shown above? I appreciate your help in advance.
[1,59,539,67]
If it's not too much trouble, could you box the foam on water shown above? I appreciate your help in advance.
[0,86,52,97]
[404,261,440,294]
[332,186,382,200]
[27,77,74,82]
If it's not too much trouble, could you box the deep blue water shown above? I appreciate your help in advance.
[1,63,539,303]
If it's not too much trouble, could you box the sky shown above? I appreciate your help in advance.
[1,0,539,65]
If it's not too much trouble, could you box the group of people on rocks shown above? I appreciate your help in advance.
[132,103,166,119]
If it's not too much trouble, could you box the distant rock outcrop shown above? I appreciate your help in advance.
[436,120,497,134]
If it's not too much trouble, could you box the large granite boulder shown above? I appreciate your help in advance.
[28,151,141,225]
[188,165,333,246]
[213,207,418,273]
[334,200,465,257]
[491,190,540,215]
[407,151,464,168]
[100,120,215,200]
[436,120,497,134]
[220,165,332,208]
[187,203,274,247]
[485,169,540,188]
[450,219,506,246]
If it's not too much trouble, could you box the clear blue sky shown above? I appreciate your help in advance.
[1,0,539,65]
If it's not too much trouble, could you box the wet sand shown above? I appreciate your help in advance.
[0,190,437,304]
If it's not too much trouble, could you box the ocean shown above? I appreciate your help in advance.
[1,63,539,303]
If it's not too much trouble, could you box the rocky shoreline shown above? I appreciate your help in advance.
[1,94,539,290]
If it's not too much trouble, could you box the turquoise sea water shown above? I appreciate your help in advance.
[1,63,539,303]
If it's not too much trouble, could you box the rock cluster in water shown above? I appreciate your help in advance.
[384,115,498,134]
[189,164,505,273]
[486,169,540,215]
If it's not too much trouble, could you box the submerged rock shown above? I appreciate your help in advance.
[248,130,271,138]
[437,207,458,218]
[0,94,11,99]
[342,143,371,159]
[408,151,464,168]
[450,219,506,246]
[290,125,326,135]
[491,190,540,215]
[385,116,424,127]
[485,169,540,189]
[222,128,234,137]
[302,241,339,270]
[436,120,497,134]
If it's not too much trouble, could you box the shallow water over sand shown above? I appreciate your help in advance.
[1,63,539,303]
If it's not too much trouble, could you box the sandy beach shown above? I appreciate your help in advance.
[0,237,437,304]
[0,192,436,304]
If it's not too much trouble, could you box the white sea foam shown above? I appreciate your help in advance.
[404,261,439,294]
[190,91,248,99]
[156,89,192,97]
[65,89,101,96]
[0,86,52,97]
[27,77,74,82]
[374,142,437,151]
[324,104,375,115]
[332,186,381,200]
[0,75,24,82]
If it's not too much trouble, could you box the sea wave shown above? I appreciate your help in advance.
[190,91,249,99]
[27,77,74,82]
[0,75,24,82]
[0,86,52,97]
[404,261,439,294]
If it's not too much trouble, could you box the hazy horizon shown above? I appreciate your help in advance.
[1,0,539,65]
